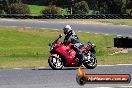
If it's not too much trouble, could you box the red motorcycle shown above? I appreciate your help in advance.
[48,34,97,70]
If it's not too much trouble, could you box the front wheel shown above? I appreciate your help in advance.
[48,55,64,70]
[83,53,97,69]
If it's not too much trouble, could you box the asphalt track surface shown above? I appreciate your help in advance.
[0,19,132,36]
[0,65,132,88]
[0,19,132,88]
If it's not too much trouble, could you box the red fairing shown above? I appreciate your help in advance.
[55,45,78,65]
[49,37,79,67]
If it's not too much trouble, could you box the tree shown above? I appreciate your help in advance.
[94,0,126,14]
[8,0,22,3]
[126,0,132,14]
[7,3,30,14]
[48,0,58,5]
[41,5,61,14]
[73,1,89,14]
[2,0,30,14]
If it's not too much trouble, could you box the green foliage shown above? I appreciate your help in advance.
[0,10,2,14]
[7,3,30,14]
[41,5,61,14]
[2,0,132,15]
[8,0,22,3]
[28,5,67,15]
[94,0,128,14]
[126,9,132,15]
[48,0,58,5]
[110,0,124,14]
[127,0,132,8]
[126,0,132,14]
[0,10,6,14]
[73,1,89,14]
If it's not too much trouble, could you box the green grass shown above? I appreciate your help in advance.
[88,10,94,15]
[59,7,68,15]
[0,26,132,68]
[28,5,68,15]
[28,5,46,15]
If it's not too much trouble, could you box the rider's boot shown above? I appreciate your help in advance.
[78,51,84,61]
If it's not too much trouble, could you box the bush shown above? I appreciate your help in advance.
[48,0,58,5]
[8,0,22,3]
[73,1,89,14]
[41,5,61,15]
[126,9,132,15]
[8,3,30,14]
[0,10,6,14]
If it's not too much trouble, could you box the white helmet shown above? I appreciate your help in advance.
[63,25,72,35]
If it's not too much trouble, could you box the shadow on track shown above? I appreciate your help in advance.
[31,67,82,70]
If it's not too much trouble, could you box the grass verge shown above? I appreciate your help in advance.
[95,19,132,26]
[0,26,131,68]
[38,19,132,26]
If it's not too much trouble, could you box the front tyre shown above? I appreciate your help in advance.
[83,54,97,69]
[48,55,63,70]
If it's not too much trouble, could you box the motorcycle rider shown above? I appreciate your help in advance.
[62,25,84,61]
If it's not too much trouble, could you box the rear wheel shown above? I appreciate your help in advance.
[48,55,63,70]
[83,53,97,69]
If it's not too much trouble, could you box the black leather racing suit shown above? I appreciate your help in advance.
[63,30,83,61]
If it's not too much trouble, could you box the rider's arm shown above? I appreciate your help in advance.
[62,37,67,45]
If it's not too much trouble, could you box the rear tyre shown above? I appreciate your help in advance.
[83,53,97,69]
[48,55,63,70]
